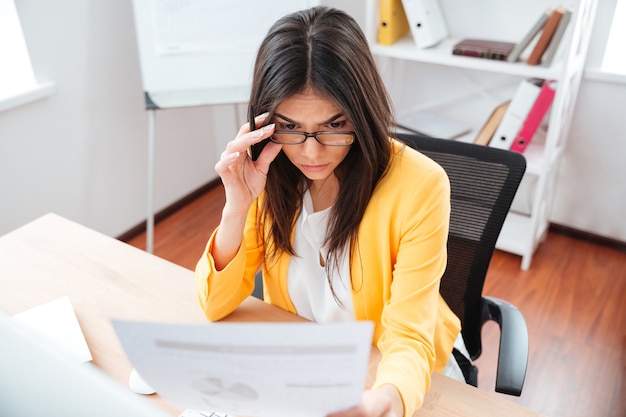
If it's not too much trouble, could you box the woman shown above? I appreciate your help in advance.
[195,6,462,417]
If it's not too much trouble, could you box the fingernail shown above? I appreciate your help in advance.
[256,112,270,119]
[262,123,275,131]
[226,151,239,161]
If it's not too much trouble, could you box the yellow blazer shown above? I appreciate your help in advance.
[196,140,461,417]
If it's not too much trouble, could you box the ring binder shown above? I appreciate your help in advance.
[401,0,448,49]
[379,0,411,45]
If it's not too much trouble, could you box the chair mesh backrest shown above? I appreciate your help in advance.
[397,134,526,357]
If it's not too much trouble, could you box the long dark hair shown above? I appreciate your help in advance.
[249,6,394,281]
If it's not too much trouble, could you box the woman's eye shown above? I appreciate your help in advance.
[279,122,297,130]
[328,121,347,129]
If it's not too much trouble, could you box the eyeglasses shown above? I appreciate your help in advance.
[271,131,355,146]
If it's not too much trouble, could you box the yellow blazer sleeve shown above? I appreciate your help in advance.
[195,201,264,321]
[353,141,459,417]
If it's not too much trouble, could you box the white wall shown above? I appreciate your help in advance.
[552,76,626,241]
[550,0,626,242]
[0,0,624,243]
[0,0,237,237]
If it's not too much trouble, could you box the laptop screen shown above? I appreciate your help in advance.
[0,313,171,417]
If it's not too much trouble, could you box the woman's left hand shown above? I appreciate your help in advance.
[326,385,404,417]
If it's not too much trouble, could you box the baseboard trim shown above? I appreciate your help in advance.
[117,178,222,243]
[548,224,626,253]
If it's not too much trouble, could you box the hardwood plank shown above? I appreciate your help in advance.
[475,231,626,417]
[126,185,226,270]
[123,183,626,417]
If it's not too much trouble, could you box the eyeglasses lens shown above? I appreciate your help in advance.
[272,132,354,146]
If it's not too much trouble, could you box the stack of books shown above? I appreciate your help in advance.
[507,6,573,66]
[450,5,572,66]
[452,39,516,61]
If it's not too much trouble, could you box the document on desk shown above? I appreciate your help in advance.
[113,320,374,417]
[11,296,92,363]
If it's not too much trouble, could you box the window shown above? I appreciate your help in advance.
[0,0,37,100]
[601,0,626,75]
[0,0,54,112]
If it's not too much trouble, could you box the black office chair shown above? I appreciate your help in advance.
[398,133,528,396]
[252,133,529,395]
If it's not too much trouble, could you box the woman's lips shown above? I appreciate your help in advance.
[301,164,329,173]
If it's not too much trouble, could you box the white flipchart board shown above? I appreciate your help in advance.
[131,0,319,109]
[131,0,319,254]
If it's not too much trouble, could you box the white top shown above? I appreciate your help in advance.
[287,190,353,323]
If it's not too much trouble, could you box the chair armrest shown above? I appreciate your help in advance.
[483,296,528,396]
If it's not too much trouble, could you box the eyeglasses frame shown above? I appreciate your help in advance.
[270,130,355,146]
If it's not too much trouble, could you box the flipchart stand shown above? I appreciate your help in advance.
[132,0,318,252]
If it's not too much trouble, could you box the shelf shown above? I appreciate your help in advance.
[371,36,563,80]
[496,211,541,254]
[496,211,548,256]
[496,212,530,256]
[366,0,597,269]
[392,86,550,177]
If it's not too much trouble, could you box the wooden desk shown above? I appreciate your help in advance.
[0,214,543,417]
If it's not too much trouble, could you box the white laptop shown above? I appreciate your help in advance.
[0,312,171,417]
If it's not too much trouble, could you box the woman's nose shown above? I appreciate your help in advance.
[299,135,325,157]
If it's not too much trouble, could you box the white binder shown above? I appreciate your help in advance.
[401,0,448,49]
[489,80,541,150]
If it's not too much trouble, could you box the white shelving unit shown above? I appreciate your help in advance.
[362,0,598,270]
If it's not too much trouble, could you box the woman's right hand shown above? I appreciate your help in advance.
[215,113,281,217]
[211,114,281,271]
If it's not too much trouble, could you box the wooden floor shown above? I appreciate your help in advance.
[125,184,626,417]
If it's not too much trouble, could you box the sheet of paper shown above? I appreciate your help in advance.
[179,410,230,417]
[11,296,92,363]
[113,320,373,417]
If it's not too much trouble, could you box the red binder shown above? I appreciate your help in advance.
[510,80,557,153]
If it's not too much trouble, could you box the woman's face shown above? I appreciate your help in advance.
[273,88,353,185]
